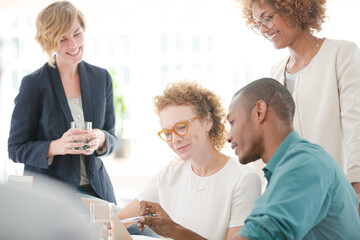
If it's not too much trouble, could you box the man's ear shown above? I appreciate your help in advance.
[255,100,267,123]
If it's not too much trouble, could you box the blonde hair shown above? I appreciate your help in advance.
[35,1,86,67]
[154,81,228,151]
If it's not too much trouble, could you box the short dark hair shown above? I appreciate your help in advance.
[234,78,295,122]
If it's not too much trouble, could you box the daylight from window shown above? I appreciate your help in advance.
[0,0,359,202]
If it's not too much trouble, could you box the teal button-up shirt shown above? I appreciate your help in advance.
[240,131,360,239]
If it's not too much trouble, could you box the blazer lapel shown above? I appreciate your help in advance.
[48,65,73,128]
[79,61,94,123]
[78,62,94,174]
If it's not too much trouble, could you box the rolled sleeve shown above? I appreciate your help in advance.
[240,217,281,240]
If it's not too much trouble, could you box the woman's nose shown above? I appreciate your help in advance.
[260,25,268,34]
[67,37,77,48]
[172,133,182,143]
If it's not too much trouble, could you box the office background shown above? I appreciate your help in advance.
[0,0,359,205]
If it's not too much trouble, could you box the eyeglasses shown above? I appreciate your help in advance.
[158,115,200,142]
[251,11,277,35]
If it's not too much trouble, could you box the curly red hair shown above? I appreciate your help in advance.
[154,81,227,151]
[238,0,327,32]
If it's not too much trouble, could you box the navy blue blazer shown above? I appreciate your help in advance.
[8,61,117,203]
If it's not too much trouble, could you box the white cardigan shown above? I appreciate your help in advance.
[271,38,360,183]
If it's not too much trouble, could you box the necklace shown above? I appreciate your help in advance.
[192,174,211,192]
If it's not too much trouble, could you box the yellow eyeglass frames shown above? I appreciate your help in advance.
[158,115,200,142]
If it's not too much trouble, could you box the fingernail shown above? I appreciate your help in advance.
[139,216,145,221]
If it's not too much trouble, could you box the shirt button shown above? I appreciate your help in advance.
[77,114,81,118]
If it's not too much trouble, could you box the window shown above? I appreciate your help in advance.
[192,35,200,52]
[160,33,168,53]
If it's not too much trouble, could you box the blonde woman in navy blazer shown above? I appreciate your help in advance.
[8,1,117,203]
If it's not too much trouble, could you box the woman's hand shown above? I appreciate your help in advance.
[47,128,93,157]
[85,128,106,154]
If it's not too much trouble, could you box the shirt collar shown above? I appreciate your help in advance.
[263,131,300,182]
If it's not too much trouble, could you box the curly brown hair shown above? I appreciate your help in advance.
[154,81,227,151]
[238,0,327,32]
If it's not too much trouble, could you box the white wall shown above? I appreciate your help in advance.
[0,0,359,199]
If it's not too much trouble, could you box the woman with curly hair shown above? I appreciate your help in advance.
[117,80,261,239]
[238,0,360,213]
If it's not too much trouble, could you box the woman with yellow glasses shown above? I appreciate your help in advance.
[117,81,261,239]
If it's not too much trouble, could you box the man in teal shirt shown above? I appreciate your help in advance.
[228,78,360,239]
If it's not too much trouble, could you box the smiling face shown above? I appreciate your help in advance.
[158,105,212,161]
[227,95,262,164]
[55,21,84,67]
[252,1,301,50]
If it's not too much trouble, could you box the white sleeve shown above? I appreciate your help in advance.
[228,173,262,227]
[337,41,360,183]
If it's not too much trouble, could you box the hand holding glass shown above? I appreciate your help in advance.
[70,121,92,151]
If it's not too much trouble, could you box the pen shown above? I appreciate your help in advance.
[120,214,158,223]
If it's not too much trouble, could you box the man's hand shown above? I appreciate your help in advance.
[137,200,176,238]
[137,201,206,240]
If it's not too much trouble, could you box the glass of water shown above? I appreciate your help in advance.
[70,121,92,151]
[89,202,115,240]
